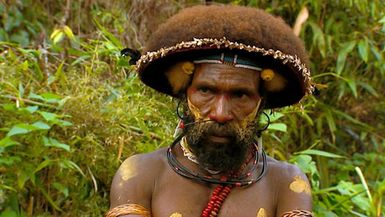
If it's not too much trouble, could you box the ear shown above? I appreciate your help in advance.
[121,48,141,65]
[165,62,195,95]
[260,69,287,92]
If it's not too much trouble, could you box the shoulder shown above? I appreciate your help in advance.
[267,157,308,183]
[266,157,313,215]
[110,148,167,208]
[266,157,311,195]
[116,148,167,181]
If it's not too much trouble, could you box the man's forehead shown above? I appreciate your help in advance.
[192,63,260,88]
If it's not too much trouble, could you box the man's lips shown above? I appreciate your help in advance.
[208,134,231,144]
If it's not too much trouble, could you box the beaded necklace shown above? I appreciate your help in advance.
[166,135,268,217]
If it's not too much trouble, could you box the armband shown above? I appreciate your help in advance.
[105,204,151,217]
[281,209,313,217]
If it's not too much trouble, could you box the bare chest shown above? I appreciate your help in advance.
[151,168,277,217]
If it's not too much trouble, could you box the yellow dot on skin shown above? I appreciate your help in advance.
[170,212,183,217]
[289,176,311,195]
[256,208,266,217]
[261,69,275,81]
[120,160,138,181]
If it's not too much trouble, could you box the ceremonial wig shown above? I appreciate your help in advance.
[136,5,312,108]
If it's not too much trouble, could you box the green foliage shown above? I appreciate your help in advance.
[0,0,384,216]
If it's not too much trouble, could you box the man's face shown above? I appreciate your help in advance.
[184,63,262,172]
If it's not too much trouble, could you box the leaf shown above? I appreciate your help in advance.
[333,109,371,129]
[47,75,56,85]
[17,170,30,189]
[28,92,45,101]
[0,137,20,152]
[379,15,385,23]
[93,18,122,48]
[290,154,318,176]
[50,29,61,40]
[42,136,70,151]
[324,110,336,133]
[7,126,30,137]
[268,112,285,122]
[37,92,62,103]
[53,61,66,85]
[298,149,344,158]
[23,106,39,113]
[6,123,37,136]
[10,30,29,46]
[260,112,284,123]
[0,184,17,192]
[34,159,54,173]
[358,39,369,63]
[63,25,75,40]
[52,182,69,198]
[2,103,16,111]
[355,167,373,203]
[268,123,287,132]
[346,78,358,98]
[358,81,379,97]
[309,22,326,57]
[56,119,73,127]
[60,160,85,177]
[38,111,58,122]
[0,156,21,166]
[336,41,356,74]
[31,121,51,130]
[18,82,24,98]
[0,210,18,217]
[52,31,64,44]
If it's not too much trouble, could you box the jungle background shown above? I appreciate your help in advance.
[0,0,384,216]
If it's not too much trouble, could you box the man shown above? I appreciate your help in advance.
[107,5,313,217]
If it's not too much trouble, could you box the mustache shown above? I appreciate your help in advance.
[185,119,238,131]
[183,119,213,127]
[185,119,242,141]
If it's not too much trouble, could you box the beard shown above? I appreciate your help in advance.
[184,115,259,173]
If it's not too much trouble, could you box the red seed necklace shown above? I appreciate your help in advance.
[201,184,232,217]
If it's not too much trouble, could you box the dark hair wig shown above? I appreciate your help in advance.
[136,5,312,108]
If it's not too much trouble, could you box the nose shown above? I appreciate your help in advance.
[208,95,234,123]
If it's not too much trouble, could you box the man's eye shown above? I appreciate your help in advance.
[233,91,248,99]
[198,87,211,93]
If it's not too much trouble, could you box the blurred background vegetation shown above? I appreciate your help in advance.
[0,0,384,216]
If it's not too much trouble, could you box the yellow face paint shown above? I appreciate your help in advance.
[188,98,262,126]
[120,160,138,181]
[239,98,261,130]
[170,212,183,217]
[256,208,266,217]
[187,98,205,120]
[289,176,311,195]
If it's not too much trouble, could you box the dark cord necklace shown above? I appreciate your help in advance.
[166,134,268,187]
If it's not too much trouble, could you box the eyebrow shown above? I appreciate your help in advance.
[195,82,257,95]
[231,87,256,94]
